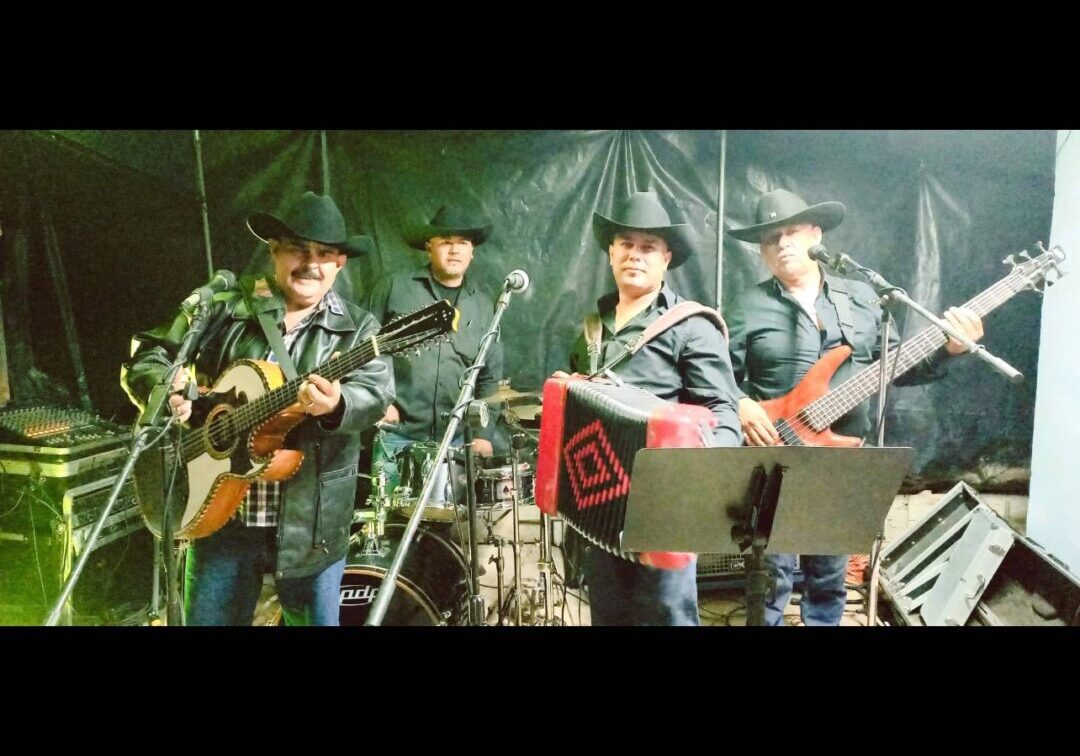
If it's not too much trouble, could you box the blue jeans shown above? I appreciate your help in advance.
[764,553,847,626]
[584,546,699,626]
[185,518,346,626]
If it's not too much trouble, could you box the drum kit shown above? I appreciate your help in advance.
[258,384,565,627]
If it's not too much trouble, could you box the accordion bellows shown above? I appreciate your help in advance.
[535,377,716,570]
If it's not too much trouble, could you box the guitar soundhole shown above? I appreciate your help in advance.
[205,405,238,455]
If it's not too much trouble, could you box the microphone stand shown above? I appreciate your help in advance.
[44,301,213,626]
[366,274,525,626]
[823,252,1022,626]
[461,402,489,626]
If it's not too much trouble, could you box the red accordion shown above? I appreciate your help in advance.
[535,377,716,570]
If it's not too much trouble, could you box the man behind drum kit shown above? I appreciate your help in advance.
[366,205,504,499]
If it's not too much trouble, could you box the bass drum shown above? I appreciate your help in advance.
[257,522,469,626]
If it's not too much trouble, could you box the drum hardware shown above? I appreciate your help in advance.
[488,536,507,625]
[508,436,525,626]
[354,465,393,557]
[536,511,556,626]
[497,576,552,626]
[352,508,389,558]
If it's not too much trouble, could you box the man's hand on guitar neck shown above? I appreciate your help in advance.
[299,373,342,417]
[942,306,985,356]
[739,397,781,447]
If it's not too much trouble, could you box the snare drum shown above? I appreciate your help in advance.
[474,458,534,510]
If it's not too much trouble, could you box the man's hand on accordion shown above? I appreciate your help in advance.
[551,370,588,381]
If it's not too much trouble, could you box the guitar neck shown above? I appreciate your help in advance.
[804,271,1026,430]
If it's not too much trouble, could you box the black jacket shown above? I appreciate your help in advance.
[367,266,502,442]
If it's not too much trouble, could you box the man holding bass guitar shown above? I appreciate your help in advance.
[726,189,984,626]
[121,192,396,626]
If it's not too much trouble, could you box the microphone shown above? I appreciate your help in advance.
[504,269,530,293]
[807,244,857,274]
[180,270,236,314]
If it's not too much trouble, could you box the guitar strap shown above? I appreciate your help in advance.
[245,284,299,381]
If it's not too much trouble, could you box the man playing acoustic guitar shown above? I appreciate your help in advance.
[122,191,395,625]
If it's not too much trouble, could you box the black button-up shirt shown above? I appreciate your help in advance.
[368,266,503,442]
[569,282,742,446]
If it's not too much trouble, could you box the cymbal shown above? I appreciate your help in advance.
[477,388,543,408]
[505,404,541,421]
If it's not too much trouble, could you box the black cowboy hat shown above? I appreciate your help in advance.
[404,205,493,250]
[727,188,845,242]
[247,191,373,256]
[592,191,697,269]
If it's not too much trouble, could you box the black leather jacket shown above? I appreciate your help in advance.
[121,275,394,579]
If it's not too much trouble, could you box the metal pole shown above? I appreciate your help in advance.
[192,130,214,277]
[39,201,94,412]
[715,129,728,311]
[320,130,331,196]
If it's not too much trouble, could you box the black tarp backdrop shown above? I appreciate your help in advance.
[0,130,1055,488]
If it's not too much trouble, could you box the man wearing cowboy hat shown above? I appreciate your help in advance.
[726,188,984,626]
[122,191,394,625]
[367,205,503,461]
[557,190,742,626]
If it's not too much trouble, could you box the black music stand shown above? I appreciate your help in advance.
[621,447,915,625]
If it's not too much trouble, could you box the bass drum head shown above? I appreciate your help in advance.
[255,522,468,626]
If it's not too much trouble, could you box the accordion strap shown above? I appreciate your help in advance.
[592,300,729,376]
[583,312,603,374]
[636,300,729,349]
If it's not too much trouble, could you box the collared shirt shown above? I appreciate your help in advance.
[568,282,742,446]
[727,266,945,440]
[367,266,503,443]
[238,290,345,527]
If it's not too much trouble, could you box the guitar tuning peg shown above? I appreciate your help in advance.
[1003,254,1017,268]
[1036,240,1048,254]
[1018,251,1032,261]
